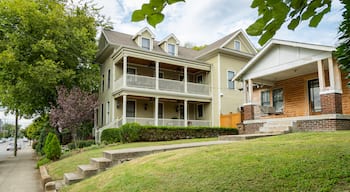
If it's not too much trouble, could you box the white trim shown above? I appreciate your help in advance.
[234,39,335,81]
[158,33,180,45]
[141,37,152,51]
[220,29,257,54]
[226,70,235,90]
[233,40,241,51]
[320,89,343,95]
[217,53,222,117]
[132,27,155,40]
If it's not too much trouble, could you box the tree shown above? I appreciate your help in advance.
[44,132,61,161]
[0,0,109,156]
[49,86,98,147]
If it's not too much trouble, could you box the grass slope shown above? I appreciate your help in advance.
[47,138,216,180]
[62,132,350,192]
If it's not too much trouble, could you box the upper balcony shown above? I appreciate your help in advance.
[111,56,211,98]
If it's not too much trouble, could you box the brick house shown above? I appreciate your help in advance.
[234,39,350,133]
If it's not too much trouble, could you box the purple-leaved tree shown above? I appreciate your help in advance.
[50,86,98,146]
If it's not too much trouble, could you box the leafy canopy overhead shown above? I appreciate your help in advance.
[0,0,108,116]
[132,0,185,27]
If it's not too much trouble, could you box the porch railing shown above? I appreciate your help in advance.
[114,75,209,96]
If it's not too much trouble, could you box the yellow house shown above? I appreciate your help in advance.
[95,27,256,140]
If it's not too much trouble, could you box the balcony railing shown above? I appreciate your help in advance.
[114,74,210,96]
[101,118,211,129]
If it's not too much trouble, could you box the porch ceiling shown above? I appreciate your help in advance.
[254,61,328,84]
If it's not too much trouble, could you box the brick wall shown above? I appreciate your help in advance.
[241,123,264,134]
[321,93,342,114]
[295,119,350,131]
[243,105,255,120]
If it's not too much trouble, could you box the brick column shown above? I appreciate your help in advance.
[243,105,255,120]
[320,93,342,114]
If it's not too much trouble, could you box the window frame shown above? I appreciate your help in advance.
[141,37,151,50]
[261,90,270,107]
[107,69,111,89]
[234,40,241,51]
[272,88,284,113]
[227,70,235,89]
[167,43,176,56]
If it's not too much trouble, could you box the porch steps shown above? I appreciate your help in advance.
[62,141,232,186]
[218,132,284,141]
[259,120,293,133]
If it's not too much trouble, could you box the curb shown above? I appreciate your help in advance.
[39,166,53,191]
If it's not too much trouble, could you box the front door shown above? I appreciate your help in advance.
[126,101,136,117]
[308,79,321,114]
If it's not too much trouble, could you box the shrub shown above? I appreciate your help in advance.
[101,128,121,144]
[67,140,95,150]
[119,123,141,143]
[43,133,55,155]
[45,133,61,161]
[101,124,238,143]
[36,157,51,168]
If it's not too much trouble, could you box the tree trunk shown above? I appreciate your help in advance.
[14,110,18,157]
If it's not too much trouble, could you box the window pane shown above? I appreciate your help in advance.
[227,71,235,89]
[273,89,283,112]
[142,38,150,50]
[234,40,241,50]
[261,91,270,106]
[168,44,175,55]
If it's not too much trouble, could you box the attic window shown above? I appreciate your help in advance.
[234,40,241,51]
[142,37,150,50]
[168,44,175,56]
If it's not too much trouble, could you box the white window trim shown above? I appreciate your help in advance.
[197,104,204,118]
[227,70,236,90]
[141,37,152,51]
[234,40,241,51]
[167,43,176,56]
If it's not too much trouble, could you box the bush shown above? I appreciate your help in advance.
[101,124,238,143]
[101,128,120,144]
[119,123,141,143]
[67,140,95,150]
[45,133,61,161]
[36,157,51,168]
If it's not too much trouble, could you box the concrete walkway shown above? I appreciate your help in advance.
[0,147,42,192]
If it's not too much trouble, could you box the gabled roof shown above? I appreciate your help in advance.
[132,27,155,40]
[234,39,335,81]
[195,29,257,59]
[102,29,198,60]
[158,33,180,45]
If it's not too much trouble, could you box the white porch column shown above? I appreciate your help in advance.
[330,57,343,91]
[184,99,188,126]
[155,61,159,90]
[328,57,336,90]
[317,60,326,91]
[122,95,127,125]
[243,80,247,104]
[123,55,127,87]
[248,79,253,103]
[154,97,159,126]
[184,66,188,93]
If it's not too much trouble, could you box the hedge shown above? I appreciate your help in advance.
[67,140,95,150]
[101,123,238,143]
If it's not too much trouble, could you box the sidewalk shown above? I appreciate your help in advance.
[0,146,42,192]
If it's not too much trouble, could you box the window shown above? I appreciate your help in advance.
[234,40,241,50]
[159,72,164,79]
[179,75,184,81]
[197,104,204,118]
[107,69,111,89]
[227,71,235,89]
[273,89,283,113]
[106,101,110,124]
[101,104,104,126]
[168,44,175,56]
[261,90,270,107]
[126,101,136,117]
[102,74,104,92]
[308,79,321,113]
[158,103,164,118]
[127,67,136,75]
[142,37,150,50]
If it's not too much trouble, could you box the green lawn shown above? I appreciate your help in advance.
[61,132,350,192]
[47,138,216,180]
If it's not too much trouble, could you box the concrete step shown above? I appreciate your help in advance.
[64,172,84,185]
[219,133,283,141]
[90,157,112,170]
[260,126,290,133]
[77,164,98,178]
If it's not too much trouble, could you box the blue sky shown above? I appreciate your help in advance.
[98,0,343,48]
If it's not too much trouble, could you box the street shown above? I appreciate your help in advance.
[0,139,42,192]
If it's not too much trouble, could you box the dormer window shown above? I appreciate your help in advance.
[234,40,241,51]
[142,37,151,50]
[168,44,175,56]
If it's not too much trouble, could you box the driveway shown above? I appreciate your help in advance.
[0,142,42,192]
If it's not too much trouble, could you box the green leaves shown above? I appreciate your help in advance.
[132,0,184,27]
[247,0,333,45]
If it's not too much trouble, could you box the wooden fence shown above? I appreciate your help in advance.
[220,112,242,128]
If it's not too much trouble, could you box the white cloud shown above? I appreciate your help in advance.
[97,0,343,47]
